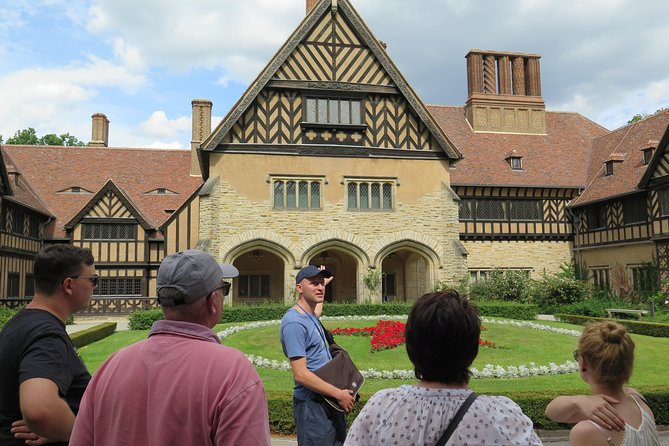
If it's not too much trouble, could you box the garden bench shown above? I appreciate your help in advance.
[605,308,649,319]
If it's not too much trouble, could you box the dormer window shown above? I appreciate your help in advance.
[510,157,522,170]
[605,161,614,176]
[642,147,654,165]
[143,188,177,195]
[57,186,92,194]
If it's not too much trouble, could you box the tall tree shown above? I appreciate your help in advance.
[6,128,85,146]
[628,107,669,124]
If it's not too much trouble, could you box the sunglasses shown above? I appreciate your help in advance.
[213,281,232,296]
[70,275,100,287]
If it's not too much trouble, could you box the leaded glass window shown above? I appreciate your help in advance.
[304,98,363,125]
[273,179,322,211]
[346,181,394,211]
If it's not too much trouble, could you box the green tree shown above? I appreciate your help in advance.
[628,107,669,124]
[6,128,85,146]
[7,128,40,145]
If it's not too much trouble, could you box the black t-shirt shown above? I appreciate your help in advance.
[0,309,91,445]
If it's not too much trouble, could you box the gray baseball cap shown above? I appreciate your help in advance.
[157,249,239,306]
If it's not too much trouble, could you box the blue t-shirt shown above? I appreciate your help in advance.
[280,308,331,401]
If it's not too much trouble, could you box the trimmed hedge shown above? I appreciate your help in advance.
[555,314,669,338]
[128,301,539,330]
[266,387,669,434]
[69,322,117,348]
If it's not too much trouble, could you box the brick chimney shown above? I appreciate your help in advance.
[307,0,319,14]
[190,99,212,176]
[88,113,109,147]
[464,50,546,134]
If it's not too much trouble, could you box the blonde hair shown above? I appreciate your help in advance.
[578,321,634,387]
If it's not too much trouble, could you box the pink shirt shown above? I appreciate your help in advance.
[70,320,271,446]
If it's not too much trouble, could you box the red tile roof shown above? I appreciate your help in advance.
[1,145,202,238]
[426,105,609,188]
[571,109,669,206]
[0,149,52,216]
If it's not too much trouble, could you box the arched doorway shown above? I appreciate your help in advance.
[232,248,285,305]
[306,249,358,303]
[381,249,433,303]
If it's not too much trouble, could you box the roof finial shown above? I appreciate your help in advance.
[332,0,338,15]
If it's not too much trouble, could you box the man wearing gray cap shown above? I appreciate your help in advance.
[280,265,355,446]
[70,249,271,446]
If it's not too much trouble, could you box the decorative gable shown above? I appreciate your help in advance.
[204,0,460,160]
[639,123,669,188]
[65,180,152,230]
[274,11,392,85]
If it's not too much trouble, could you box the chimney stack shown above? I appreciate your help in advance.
[89,113,110,147]
[464,49,545,134]
[306,0,319,14]
[190,99,213,176]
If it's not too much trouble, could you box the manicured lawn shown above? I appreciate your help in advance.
[78,318,669,397]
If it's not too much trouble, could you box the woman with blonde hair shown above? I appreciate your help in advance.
[545,320,660,445]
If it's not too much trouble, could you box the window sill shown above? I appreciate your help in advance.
[300,122,367,131]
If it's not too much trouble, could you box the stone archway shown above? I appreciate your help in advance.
[305,249,358,303]
[381,249,433,303]
[230,248,285,305]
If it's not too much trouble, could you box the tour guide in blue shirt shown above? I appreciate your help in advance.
[280,265,355,445]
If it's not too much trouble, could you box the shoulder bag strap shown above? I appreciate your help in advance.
[435,391,478,446]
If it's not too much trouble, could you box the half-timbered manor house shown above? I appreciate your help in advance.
[2,0,668,306]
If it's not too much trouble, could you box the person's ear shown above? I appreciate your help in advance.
[62,277,74,296]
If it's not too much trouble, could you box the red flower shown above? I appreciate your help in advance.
[331,320,496,352]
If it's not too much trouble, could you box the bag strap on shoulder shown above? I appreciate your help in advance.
[435,391,478,446]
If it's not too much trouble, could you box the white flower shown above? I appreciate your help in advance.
[222,316,580,379]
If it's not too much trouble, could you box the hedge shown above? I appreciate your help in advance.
[555,314,669,338]
[128,301,539,330]
[69,322,117,348]
[266,387,669,435]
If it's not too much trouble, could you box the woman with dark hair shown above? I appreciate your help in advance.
[345,290,541,445]
[545,321,660,446]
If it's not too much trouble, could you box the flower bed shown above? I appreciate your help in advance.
[330,320,496,352]
[218,316,580,379]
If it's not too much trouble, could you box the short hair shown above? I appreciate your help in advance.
[34,244,95,295]
[405,290,481,385]
[578,321,634,387]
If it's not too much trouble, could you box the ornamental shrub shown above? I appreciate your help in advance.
[128,301,539,329]
[555,314,669,338]
[70,322,117,348]
[469,270,532,302]
[530,274,591,311]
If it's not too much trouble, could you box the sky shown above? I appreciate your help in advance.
[1,0,668,149]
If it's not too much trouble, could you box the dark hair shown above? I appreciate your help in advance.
[405,290,480,385]
[34,244,95,294]
[579,321,634,387]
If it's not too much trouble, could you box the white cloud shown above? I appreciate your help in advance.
[0,57,146,141]
[139,111,190,138]
[85,0,303,81]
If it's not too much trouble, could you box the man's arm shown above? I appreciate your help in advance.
[289,357,355,412]
[545,395,624,431]
[19,378,76,441]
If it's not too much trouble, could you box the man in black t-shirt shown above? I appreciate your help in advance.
[0,245,96,445]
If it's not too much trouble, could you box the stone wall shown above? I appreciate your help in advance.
[462,239,572,278]
[200,152,466,302]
